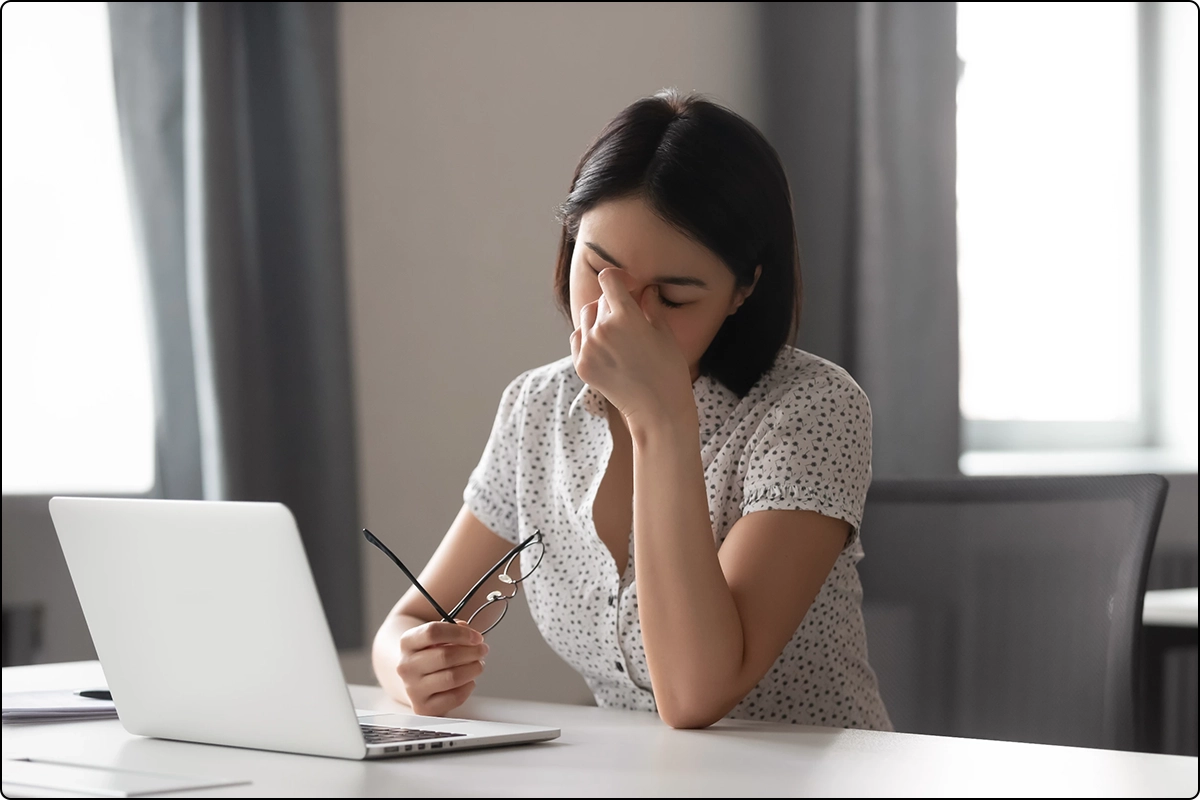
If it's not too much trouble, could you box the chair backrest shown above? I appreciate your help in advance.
[857,474,1167,751]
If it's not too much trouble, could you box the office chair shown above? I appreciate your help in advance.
[857,474,1168,752]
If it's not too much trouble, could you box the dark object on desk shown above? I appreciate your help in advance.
[76,689,113,701]
[3,689,118,722]
[858,474,1167,753]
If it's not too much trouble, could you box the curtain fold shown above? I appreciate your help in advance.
[108,1,362,648]
[109,3,202,501]
[761,1,960,478]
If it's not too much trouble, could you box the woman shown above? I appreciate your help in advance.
[372,89,892,731]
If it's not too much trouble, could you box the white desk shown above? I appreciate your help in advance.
[2,661,1196,798]
[1143,588,1199,628]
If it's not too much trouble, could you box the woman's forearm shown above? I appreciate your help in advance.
[629,410,748,728]
[371,612,428,706]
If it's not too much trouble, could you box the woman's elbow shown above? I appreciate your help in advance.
[656,694,734,729]
[660,711,720,730]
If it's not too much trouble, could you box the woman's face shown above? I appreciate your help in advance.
[569,195,758,382]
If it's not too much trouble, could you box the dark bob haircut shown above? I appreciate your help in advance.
[554,89,801,398]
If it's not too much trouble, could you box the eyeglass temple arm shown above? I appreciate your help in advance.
[447,529,542,620]
[361,528,456,624]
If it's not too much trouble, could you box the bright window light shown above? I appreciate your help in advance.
[2,2,155,494]
[1159,1,1199,458]
[957,2,1140,423]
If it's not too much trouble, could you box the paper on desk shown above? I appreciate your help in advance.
[2,758,250,797]
[2,690,117,723]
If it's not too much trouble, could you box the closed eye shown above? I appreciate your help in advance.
[588,264,689,309]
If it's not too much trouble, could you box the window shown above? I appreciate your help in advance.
[1,3,155,494]
[957,2,1198,472]
[1157,0,1199,467]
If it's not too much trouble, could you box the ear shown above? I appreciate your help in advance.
[727,265,762,316]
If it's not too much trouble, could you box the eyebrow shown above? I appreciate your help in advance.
[583,241,708,288]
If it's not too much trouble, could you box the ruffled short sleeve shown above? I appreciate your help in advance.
[462,372,530,545]
[740,371,873,546]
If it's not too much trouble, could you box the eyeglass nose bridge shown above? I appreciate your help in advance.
[458,528,545,633]
[502,534,545,585]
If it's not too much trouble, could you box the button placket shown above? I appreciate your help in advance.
[614,563,633,681]
[612,559,639,683]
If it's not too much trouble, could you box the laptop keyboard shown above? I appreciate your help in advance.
[361,723,467,744]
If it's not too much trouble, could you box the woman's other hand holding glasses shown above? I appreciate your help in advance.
[395,620,489,716]
[364,528,544,716]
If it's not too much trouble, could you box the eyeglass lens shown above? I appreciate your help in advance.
[464,537,545,634]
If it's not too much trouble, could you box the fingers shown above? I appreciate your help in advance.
[640,285,664,328]
[397,620,490,716]
[572,300,596,365]
[425,658,486,694]
[597,268,638,313]
[408,665,482,717]
[401,653,485,716]
[573,271,653,378]
[403,641,489,676]
[417,680,478,717]
[402,620,482,652]
[579,298,599,331]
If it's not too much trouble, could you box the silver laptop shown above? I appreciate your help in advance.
[48,496,559,759]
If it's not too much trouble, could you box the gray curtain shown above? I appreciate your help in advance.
[761,2,960,478]
[108,2,362,648]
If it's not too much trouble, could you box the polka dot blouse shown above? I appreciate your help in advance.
[463,345,893,730]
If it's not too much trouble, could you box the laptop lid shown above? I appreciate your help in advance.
[49,497,368,759]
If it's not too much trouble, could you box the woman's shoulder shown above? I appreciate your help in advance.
[496,355,582,408]
[755,346,870,413]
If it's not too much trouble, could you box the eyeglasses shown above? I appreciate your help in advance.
[362,527,545,635]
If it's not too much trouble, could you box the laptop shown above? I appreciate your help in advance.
[48,496,560,759]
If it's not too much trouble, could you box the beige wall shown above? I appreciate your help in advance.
[338,2,763,702]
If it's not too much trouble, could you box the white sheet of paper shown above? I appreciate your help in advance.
[2,759,249,798]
